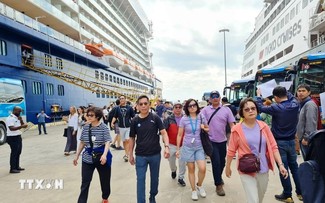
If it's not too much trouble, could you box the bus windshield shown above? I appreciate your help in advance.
[0,79,26,117]
[229,83,249,104]
[254,66,296,96]
[227,79,254,108]
[298,60,325,94]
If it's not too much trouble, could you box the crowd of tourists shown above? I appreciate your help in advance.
[6,83,324,203]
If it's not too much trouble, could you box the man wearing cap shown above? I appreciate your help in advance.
[163,102,186,186]
[201,91,236,196]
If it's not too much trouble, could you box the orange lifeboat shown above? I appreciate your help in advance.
[85,43,105,57]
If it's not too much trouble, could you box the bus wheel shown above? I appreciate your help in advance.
[0,123,6,145]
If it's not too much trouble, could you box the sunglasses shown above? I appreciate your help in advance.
[188,104,197,108]
[243,107,257,112]
[211,94,220,99]
[87,114,95,117]
[174,106,182,109]
[139,102,148,106]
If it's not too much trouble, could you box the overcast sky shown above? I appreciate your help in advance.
[140,0,264,102]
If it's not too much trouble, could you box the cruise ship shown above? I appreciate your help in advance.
[242,0,325,78]
[0,0,162,123]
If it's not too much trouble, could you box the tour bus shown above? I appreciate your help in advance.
[0,78,26,145]
[223,79,255,110]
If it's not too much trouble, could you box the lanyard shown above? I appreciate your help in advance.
[189,116,198,135]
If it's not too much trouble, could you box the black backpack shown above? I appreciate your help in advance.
[298,129,325,203]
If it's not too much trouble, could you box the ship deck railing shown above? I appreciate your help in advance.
[0,2,85,53]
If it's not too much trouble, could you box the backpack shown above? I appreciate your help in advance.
[298,129,325,203]
[298,160,325,203]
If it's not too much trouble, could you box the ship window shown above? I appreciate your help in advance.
[45,54,52,67]
[113,76,116,83]
[58,85,64,96]
[123,79,125,85]
[95,70,99,79]
[290,8,295,20]
[105,74,108,81]
[46,83,54,95]
[117,78,120,84]
[21,80,27,93]
[109,75,112,82]
[102,93,105,98]
[302,0,308,8]
[0,40,7,56]
[100,72,104,80]
[32,81,42,95]
[56,58,63,70]
[296,4,300,14]
[96,92,100,98]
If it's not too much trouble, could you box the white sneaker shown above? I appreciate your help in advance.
[196,185,206,198]
[191,191,198,201]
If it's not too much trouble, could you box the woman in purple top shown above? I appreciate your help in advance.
[176,99,209,201]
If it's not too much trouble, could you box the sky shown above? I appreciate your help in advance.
[140,0,264,102]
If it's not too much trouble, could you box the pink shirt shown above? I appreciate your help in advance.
[227,120,279,176]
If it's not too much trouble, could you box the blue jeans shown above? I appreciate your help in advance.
[276,140,301,196]
[210,141,227,186]
[136,153,161,203]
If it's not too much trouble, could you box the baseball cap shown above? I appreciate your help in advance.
[173,101,183,107]
[210,90,220,98]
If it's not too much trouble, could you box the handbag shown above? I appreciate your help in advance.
[238,130,262,173]
[200,114,213,157]
[88,124,103,163]
[88,124,113,166]
[63,128,68,137]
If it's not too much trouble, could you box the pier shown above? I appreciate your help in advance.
[0,124,304,203]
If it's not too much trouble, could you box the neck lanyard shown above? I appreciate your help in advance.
[189,116,198,135]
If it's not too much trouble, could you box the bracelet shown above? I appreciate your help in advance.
[279,163,284,166]
[164,145,169,148]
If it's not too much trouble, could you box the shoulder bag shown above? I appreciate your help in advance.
[238,130,262,173]
[199,108,220,157]
[88,124,112,166]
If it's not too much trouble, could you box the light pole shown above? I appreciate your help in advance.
[219,28,229,86]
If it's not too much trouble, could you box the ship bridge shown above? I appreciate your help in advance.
[22,55,148,101]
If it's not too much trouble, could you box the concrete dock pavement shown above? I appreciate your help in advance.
[0,124,304,203]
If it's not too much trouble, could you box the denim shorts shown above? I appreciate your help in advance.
[180,145,205,162]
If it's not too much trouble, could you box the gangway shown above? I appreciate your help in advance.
[22,55,149,101]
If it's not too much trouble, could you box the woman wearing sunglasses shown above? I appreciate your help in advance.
[73,107,112,203]
[225,98,287,203]
[176,99,209,201]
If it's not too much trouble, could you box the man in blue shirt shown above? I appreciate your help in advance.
[37,110,50,135]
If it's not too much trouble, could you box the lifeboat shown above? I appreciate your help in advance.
[85,43,105,57]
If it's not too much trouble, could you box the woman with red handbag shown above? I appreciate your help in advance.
[225,98,288,203]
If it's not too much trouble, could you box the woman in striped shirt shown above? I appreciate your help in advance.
[73,107,112,203]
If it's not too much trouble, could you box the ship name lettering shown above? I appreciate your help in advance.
[264,19,301,57]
